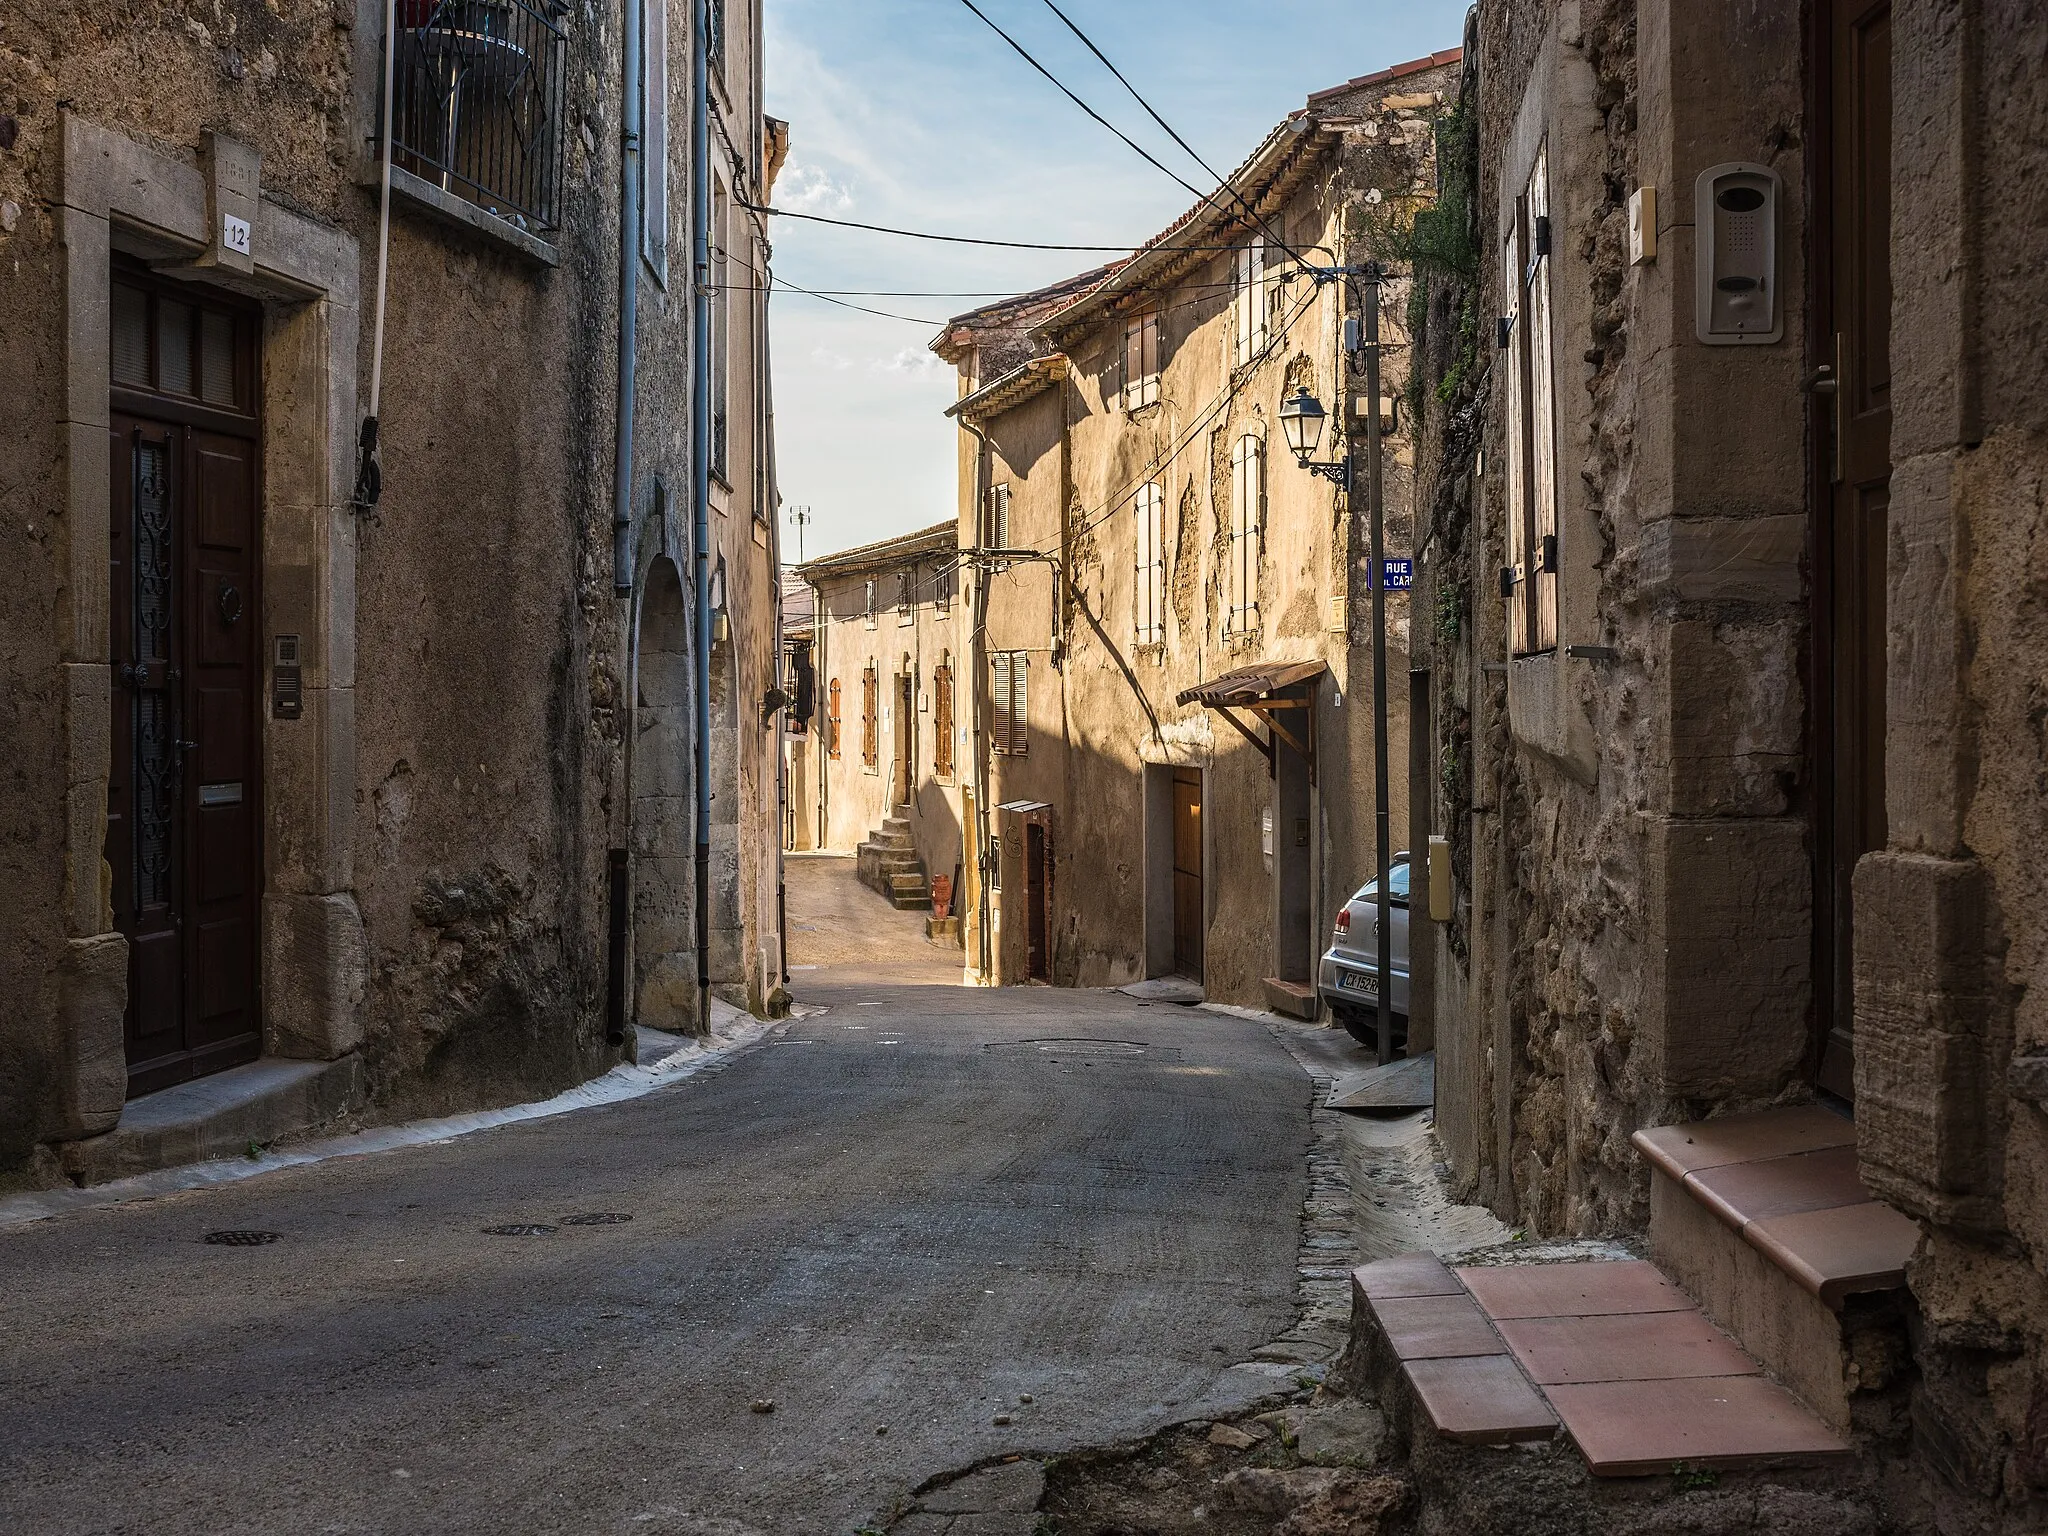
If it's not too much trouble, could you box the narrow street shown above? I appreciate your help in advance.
[0,860,1318,1535]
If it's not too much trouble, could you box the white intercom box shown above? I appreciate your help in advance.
[1694,162,1783,345]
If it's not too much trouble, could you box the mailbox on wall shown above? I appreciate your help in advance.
[1694,162,1783,345]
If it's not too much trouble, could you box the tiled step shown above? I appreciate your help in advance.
[1351,1252,1853,1476]
[1633,1105,1918,1432]
[1262,976,1319,1021]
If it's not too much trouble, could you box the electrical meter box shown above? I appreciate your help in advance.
[1694,162,1782,345]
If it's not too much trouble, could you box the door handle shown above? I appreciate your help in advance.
[1808,333,1844,484]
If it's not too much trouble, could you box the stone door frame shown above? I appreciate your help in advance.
[54,113,364,1139]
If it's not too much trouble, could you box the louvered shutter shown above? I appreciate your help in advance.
[992,651,1012,755]
[1012,654,1028,756]
[1526,145,1559,653]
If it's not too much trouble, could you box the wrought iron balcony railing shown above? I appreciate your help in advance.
[386,0,569,237]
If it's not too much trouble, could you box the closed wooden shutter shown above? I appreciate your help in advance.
[1525,145,1559,653]
[1134,481,1165,644]
[1011,654,1028,757]
[992,651,1012,755]
[1228,436,1262,636]
[828,679,842,759]
[934,658,954,778]
[1234,237,1266,369]
[862,665,878,767]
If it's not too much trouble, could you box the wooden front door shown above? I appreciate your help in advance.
[1024,821,1050,982]
[1171,768,1203,979]
[895,673,914,807]
[106,272,263,1098]
[1812,0,1892,1101]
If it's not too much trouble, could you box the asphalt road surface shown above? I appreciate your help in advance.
[0,859,1314,1534]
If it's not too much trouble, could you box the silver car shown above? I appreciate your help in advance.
[1318,857,1410,1046]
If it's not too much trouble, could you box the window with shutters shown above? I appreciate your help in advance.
[1133,481,1166,646]
[640,0,669,282]
[1233,237,1267,370]
[992,650,1029,757]
[864,578,878,629]
[934,559,955,616]
[1226,435,1264,638]
[827,678,842,760]
[710,179,731,483]
[983,483,1012,549]
[1122,308,1160,409]
[1503,143,1560,656]
[934,654,955,779]
[861,664,879,769]
[897,567,915,625]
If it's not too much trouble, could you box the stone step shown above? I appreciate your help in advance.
[1262,976,1320,1021]
[1348,1251,1853,1476]
[58,1055,364,1186]
[1633,1105,1917,1434]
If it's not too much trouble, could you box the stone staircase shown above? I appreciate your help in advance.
[1347,1103,1917,1479]
[855,814,930,911]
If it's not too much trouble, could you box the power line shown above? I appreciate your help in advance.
[770,275,948,325]
[952,0,1249,233]
[1033,0,1309,267]
[740,201,1253,255]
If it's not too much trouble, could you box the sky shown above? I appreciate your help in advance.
[762,0,1471,564]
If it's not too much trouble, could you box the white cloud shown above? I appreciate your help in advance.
[809,345,855,371]
[777,163,855,215]
[869,347,948,381]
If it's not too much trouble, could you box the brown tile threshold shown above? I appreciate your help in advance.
[1546,1374,1853,1477]
[1403,1354,1558,1444]
[1632,1104,1855,1183]
[1456,1258,1690,1320]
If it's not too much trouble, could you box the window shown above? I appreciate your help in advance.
[640,0,668,281]
[1503,143,1559,656]
[934,559,956,616]
[711,180,731,482]
[708,0,726,78]
[934,653,955,778]
[983,483,1011,550]
[1233,237,1267,370]
[827,678,842,760]
[1133,480,1166,645]
[864,578,878,628]
[1122,308,1160,409]
[897,568,916,625]
[1227,435,1264,637]
[387,0,569,235]
[992,651,1029,756]
[861,664,880,769]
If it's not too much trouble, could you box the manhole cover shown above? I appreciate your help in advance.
[984,1038,1180,1060]
[483,1223,558,1237]
[203,1230,282,1246]
[559,1212,633,1226]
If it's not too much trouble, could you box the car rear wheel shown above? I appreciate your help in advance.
[1333,1002,1407,1051]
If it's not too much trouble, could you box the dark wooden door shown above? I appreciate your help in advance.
[107,272,263,1097]
[1813,0,1892,1101]
[1025,822,1050,981]
[895,673,914,807]
[1171,768,1203,979]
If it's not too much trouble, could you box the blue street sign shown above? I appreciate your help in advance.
[1381,558,1414,592]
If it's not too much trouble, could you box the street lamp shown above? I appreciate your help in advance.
[1279,388,1348,486]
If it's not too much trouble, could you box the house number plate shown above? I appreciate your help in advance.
[222,213,252,257]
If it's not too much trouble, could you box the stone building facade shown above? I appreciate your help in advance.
[1408,2,2048,1524]
[788,522,964,917]
[0,0,785,1187]
[933,55,1459,1009]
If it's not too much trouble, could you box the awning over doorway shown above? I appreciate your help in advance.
[1175,659,1326,709]
[1176,659,1326,778]
[996,799,1053,816]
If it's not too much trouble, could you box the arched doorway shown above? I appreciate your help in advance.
[632,558,696,1032]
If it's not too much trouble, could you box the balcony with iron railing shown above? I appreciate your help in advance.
[384,0,569,258]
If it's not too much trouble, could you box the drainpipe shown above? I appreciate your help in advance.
[611,0,643,594]
[690,0,714,1034]
[960,418,993,985]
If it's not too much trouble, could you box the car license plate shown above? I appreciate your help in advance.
[1338,972,1377,996]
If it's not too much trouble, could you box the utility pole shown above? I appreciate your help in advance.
[787,504,811,564]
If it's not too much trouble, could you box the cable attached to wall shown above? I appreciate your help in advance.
[353,0,397,514]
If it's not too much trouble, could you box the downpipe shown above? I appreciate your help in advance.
[611,0,643,594]
[690,0,714,1034]
[959,418,994,985]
